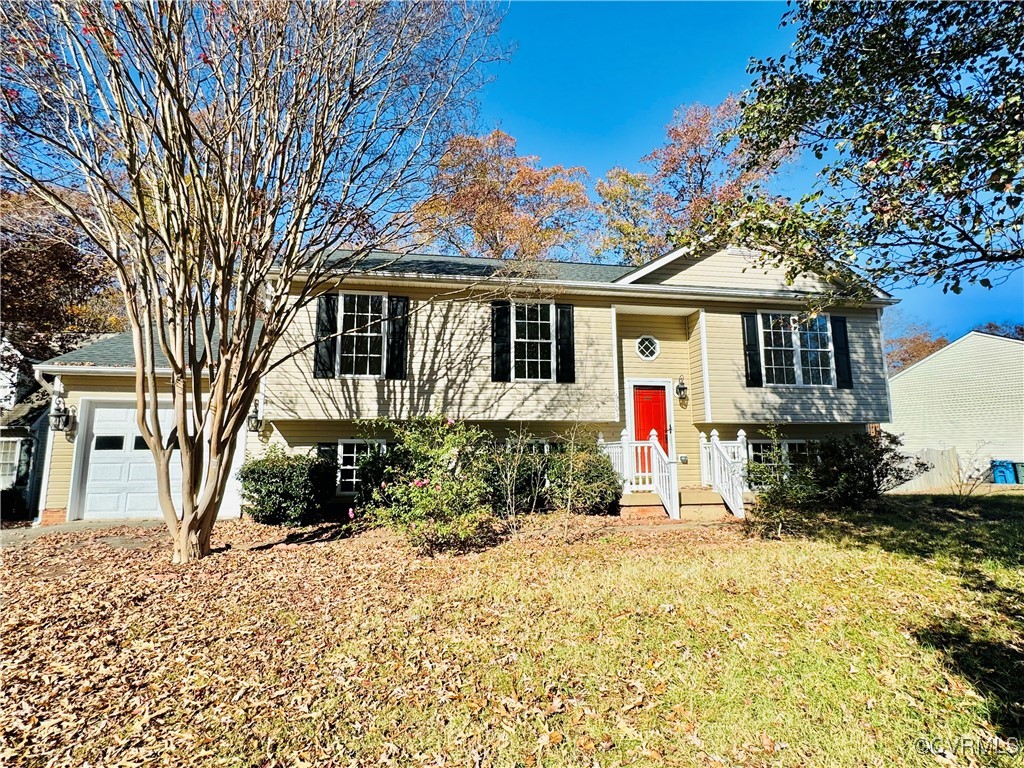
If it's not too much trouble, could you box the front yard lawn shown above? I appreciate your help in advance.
[3,494,1022,767]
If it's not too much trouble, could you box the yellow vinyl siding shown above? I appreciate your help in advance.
[253,419,626,461]
[687,313,706,423]
[615,312,701,484]
[700,306,890,424]
[636,247,831,294]
[265,285,619,423]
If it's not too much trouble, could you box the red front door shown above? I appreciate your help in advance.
[633,385,669,452]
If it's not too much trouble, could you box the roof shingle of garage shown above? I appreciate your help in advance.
[40,322,264,369]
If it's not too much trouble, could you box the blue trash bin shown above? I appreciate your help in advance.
[991,460,1016,484]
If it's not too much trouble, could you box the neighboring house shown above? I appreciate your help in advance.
[30,247,895,524]
[881,330,1024,471]
[0,387,49,515]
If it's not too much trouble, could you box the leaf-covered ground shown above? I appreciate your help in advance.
[3,495,1022,768]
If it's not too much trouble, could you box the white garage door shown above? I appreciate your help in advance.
[82,405,183,519]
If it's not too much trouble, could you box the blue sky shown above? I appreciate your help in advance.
[475,1,1023,338]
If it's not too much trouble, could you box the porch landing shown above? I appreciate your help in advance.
[620,488,733,524]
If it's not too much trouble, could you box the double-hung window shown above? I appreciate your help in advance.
[336,439,385,495]
[339,294,385,377]
[513,303,555,381]
[748,440,810,465]
[0,440,20,488]
[760,313,834,386]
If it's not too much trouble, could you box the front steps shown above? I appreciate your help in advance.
[678,487,732,522]
[619,487,733,523]
[620,492,668,520]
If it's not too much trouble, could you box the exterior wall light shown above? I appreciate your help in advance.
[247,398,264,433]
[675,376,688,401]
[48,396,76,432]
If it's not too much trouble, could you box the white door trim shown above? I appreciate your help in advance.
[624,378,676,450]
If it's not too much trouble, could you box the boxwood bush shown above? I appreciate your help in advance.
[237,446,336,526]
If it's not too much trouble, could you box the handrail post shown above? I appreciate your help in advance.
[736,429,748,492]
[699,431,709,487]
[620,427,631,492]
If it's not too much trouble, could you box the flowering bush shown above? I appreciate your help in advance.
[360,416,500,554]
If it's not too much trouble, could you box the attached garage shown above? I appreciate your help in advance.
[80,404,184,519]
[32,332,248,525]
[61,398,245,522]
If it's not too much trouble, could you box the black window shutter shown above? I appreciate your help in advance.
[385,296,409,380]
[313,293,338,379]
[491,301,511,382]
[831,316,853,389]
[741,313,763,388]
[555,303,575,384]
[316,442,339,495]
[316,442,338,466]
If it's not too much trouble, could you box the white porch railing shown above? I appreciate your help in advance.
[699,429,747,518]
[598,428,680,520]
[648,432,680,520]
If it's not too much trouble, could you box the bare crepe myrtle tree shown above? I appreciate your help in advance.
[0,0,503,562]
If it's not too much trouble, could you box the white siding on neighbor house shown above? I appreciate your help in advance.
[881,333,1024,463]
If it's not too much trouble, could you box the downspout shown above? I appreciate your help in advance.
[31,369,58,526]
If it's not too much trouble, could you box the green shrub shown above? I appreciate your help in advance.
[237,446,336,526]
[810,431,929,506]
[1,488,30,521]
[362,416,500,554]
[745,428,821,537]
[547,448,621,516]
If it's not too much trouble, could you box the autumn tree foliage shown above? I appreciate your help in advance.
[884,321,950,375]
[732,1,1024,295]
[0,0,500,562]
[415,129,592,261]
[596,97,787,265]
[973,321,1024,340]
[0,191,126,378]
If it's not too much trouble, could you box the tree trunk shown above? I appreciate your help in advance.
[173,519,207,564]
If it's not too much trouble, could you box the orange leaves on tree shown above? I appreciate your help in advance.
[597,96,792,265]
[415,129,593,261]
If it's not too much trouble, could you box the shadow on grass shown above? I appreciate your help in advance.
[914,620,1024,736]
[792,493,1024,736]
[249,522,356,551]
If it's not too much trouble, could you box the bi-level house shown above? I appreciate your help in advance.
[31,247,895,525]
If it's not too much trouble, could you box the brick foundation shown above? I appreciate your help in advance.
[38,508,68,526]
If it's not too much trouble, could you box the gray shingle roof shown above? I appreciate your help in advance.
[40,322,263,369]
[40,331,168,368]
[334,250,635,283]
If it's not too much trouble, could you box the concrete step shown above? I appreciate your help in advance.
[620,505,669,520]
[620,491,668,520]
[680,489,725,506]
[677,504,733,523]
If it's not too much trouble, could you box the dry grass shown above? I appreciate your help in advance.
[2,495,1022,767]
